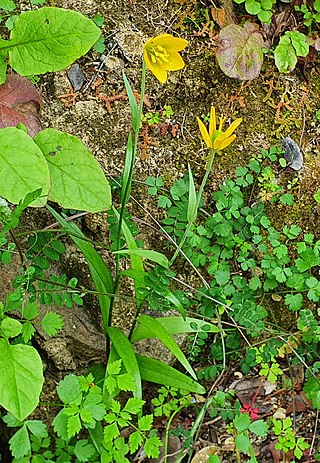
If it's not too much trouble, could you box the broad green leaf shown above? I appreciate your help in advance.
[136,315,197,380]
[52,409,69,440]
[0,49,7,84]
[136,354,206,394]
[106,327,142,399]
[187,164,197,223]
[34,129,111,213]
[46,206,113,334]
[130,316,219,342]
[216,23,264,80]
[0,339,44,420]
[0,0,16,12]
[9,424,30,459]
[114,249,169,268]
[0,128,50,206]
[0,317,22,338]
[7,7,100,76]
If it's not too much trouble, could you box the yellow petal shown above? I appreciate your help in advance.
[160,50,185,71]
[215,134,236,151]
[197,117,212,148]
[144,48,168,83]
[223,118,242,139]
[218,117,225,131]
[209,106,216,138]
[153,34,189,52]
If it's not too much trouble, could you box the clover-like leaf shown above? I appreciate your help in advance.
[216,23,264,80]
[0,75,42,137]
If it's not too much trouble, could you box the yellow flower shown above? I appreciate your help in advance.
[197,106,242,151]
[143,34,188,84]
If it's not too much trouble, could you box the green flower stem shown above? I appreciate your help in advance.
[169,148,216,266]
[109,60,147,327]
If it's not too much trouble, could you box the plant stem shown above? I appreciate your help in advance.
[169,149,216,266]
[109,60,147,326]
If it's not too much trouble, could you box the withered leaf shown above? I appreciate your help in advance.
[216,23,264,80]
[0,74,42,137]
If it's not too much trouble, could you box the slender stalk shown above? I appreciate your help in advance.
[169,148,216,266]
[109,60,147,326]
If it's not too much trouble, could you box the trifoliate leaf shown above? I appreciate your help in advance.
[129,431,143,453]
[67,413,81,438]
[235,433,251,454]
[144,436,162,459]
[25,420,47,438]
[107,359,122,376]
[117,373,136,392]
[56,375,81,403]
[103,422,120,442]
[138,414,153,431]
[52,409,68,440]
[123,398,145,415]
[41,312,64,336]
[9,424,30,459]
[284,293,303,311]
[74,440,96,462]
[249,419,269,437]
[22,301,39,320]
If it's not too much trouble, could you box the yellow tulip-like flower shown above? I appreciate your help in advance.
[143,34,188,84]
[197,106,242,151]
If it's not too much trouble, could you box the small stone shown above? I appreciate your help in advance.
[273,407,286,420]
[67,63,86,92]
[281,136,304,170]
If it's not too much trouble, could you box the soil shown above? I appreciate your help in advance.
[1,0,320,461]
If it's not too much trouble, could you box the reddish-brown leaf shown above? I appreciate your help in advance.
[0,74,42,137]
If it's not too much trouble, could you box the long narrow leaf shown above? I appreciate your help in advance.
[120,133,133,205]
[46,206,113,334]
[131,316,219,342]
[113,249,168,268]
[187,164,197,223]
[122,70,139,131]
[106,326,142,399]
[136,354,205,394]
[113,208,146,308]
[163,291,186,319]
[136,315,197,380]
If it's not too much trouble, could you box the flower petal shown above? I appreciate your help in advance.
[223,118,242,139]
[144,49,168,83]
[197,117,212,148]
[161,51,185,71]
[155,34,189,51]
[209,106,216,138]
[215,134,236,150]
